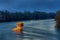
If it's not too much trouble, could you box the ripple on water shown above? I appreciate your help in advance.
[0,19,59,40]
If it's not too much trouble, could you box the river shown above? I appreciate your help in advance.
[0,19,60,40]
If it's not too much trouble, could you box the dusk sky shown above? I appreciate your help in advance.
[0,0,60,12]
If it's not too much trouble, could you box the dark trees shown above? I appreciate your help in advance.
[0,10,56,22]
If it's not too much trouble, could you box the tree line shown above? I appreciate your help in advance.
[0,10,56,22]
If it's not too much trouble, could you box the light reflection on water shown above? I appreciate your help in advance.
[0,19,60,40]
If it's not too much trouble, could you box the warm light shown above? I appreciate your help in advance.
[12,22,23,34]
[16,22,24,27]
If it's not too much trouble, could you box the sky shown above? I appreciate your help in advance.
[0,0,60,12]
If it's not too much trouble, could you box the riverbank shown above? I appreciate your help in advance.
[0,19,54,23]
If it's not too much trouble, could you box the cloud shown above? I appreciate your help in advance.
[0,0,60,12]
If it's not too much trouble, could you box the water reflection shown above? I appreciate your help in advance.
[7,26,60,40]
[23,27,57,40]
[0,33,7,40]
[15,32,24,40]
[55,27,60,40]
[0,19,60,40]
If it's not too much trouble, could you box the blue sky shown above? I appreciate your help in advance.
[0,0,60,12]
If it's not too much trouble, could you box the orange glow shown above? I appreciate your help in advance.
[12,22,23,33]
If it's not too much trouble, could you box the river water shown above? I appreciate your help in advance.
[0,19,60,40]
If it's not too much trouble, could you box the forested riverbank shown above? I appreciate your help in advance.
[0,10,56,22]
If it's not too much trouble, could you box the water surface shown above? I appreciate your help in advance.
[0,19,60,40]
